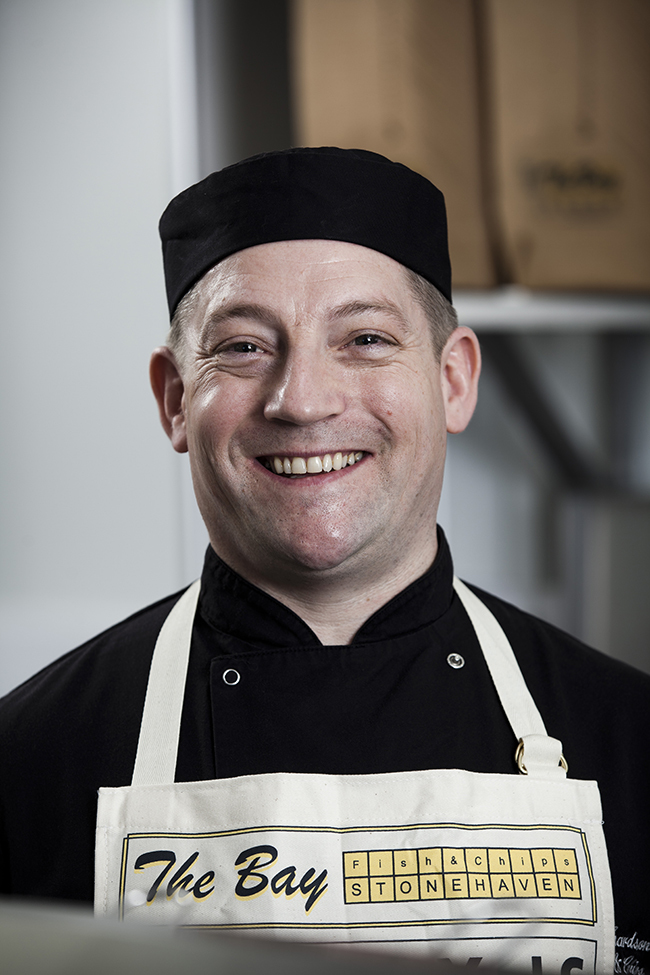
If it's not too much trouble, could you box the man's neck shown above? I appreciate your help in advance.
[210,535,439,646]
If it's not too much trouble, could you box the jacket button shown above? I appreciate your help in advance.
[222,668,241,685]
[447,653,465,670]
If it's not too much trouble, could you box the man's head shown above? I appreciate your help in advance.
[151,149,480,596]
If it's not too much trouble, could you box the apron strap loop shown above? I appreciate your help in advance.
[515,734,568,779]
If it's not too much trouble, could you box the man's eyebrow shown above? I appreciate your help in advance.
[200,303,282,339]
[199,298,412,341]
[329,299,413,332]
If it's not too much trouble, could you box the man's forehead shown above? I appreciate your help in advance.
[207,238,408,280]
[195,239,416,313]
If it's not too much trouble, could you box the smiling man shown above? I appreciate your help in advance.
[151,236,476,644]
[1,148,649,970]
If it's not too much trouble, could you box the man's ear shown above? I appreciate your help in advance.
[149,347,188,453]
[440,326,481,434]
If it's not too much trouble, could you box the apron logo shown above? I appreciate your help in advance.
[132,844,328,914]
[133,845,328,914]
[343,846,581,904]
[234,844,328,913]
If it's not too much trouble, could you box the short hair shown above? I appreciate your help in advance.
[404,268,458,358]
[167,261,457,366]
[167,270,205,368]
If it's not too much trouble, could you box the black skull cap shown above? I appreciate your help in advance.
[159,146,452,317]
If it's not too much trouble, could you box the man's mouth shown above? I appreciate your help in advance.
[259,451,366,477]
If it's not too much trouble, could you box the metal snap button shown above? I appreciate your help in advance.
[447,653,465,670]
[222,668,241,685]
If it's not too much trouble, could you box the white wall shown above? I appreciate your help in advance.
[0,0,207,695]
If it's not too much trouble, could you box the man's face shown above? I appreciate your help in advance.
[162,240,456,587]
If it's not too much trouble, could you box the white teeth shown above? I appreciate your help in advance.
[270,451,364,476]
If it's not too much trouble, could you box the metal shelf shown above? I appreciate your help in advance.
[454,287,650,332]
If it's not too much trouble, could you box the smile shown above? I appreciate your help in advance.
[260,451,366,477]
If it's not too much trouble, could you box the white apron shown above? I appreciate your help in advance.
[95,578,615,972]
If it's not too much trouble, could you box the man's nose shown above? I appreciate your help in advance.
[263,347,346,425]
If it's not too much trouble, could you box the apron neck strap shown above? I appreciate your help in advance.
[453,577,566,780]
[130,576,566,786]
[131,580,200,787]
[452,577,547,739]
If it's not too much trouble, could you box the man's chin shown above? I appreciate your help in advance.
[222,529,374,582]
[267,535,365,576]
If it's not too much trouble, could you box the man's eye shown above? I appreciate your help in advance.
[353,334,383,346]
[227,341,259,353]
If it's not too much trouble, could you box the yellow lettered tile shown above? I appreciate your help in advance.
[444,873,468,899]
[369,850,393,876]
[531,849,554,873]
[509,849,533,873]
[443,848,466,872]
[558,873,581,898]
[553,848,578,873]
[418,848,442,874]
[491,873,515,898]
[419,873,444,899]
[394,850,418,875]
[488,848,511,873]
[466,848,488,872]
[468,872,491,897]
[395,875,419,901]
[537,873,559,897]
[345,878,369,903]
[344,852,368,877]
[370,876,394,902]
[513,873,536,897]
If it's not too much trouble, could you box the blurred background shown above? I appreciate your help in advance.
[1,0,649,695]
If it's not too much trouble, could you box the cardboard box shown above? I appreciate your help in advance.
[483,0,650,291]
[291,0,496,289]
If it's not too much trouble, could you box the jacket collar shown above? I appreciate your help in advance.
[197,527,455,648]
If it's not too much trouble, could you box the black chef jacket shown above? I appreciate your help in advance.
[1,530,649,969]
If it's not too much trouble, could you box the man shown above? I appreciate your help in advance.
[1,149,649,970]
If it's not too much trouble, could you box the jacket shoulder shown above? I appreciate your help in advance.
[461,581,650,762]
[0,587,188,745]
[466,580,650,688]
